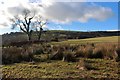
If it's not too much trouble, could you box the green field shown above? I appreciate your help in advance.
[2,59,119,79]
[2,36,120,79]
[51,36,119,45]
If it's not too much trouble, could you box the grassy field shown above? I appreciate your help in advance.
[2,36,120,79]
[2,59,119,79]
[51,36,119,45]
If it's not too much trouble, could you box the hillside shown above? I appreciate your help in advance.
[2,36,120,79]
[2,30,120,45]
[51,36,119,45]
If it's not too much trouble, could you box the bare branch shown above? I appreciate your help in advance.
[34,15,48,41]
[24,16,28,25]
[19,24,27,33]
[21,21,27,30]
[41,21,47,27]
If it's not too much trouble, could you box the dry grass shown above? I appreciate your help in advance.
[2,36,120,79]
[2,47,34,64]
[2,42,120,64]
[2,58,119,79]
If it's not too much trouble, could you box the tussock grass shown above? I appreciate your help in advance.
[2,42,120,64]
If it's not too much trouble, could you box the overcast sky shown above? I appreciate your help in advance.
[0,0,119,34]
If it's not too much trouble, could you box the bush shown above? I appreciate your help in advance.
[76,59,97,70]
[2,42,119,64]
[75,43,119,59]
[32,44,44,55]
[93,48,104,58]
[49,48,64,60]
[80,46,93,58]
[93,43,118,60]
[33,54,49,62]
[75,47,85,57]
[33,49,44,55]
[116,47,120,58]
[2,47,33,64]
[62,51,76,62]
[115,47,120,61]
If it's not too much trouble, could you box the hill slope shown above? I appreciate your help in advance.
[51,36,119,45]
[2,30,119,45]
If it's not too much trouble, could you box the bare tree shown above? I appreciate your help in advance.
[9,9,35,41]
[34,15,47,41]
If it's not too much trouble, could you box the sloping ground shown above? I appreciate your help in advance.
[2,36,120,79]
[51,36,119,45]
[2,30,119,46]
[2,58,119,79]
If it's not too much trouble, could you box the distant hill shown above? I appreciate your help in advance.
[2,30,120,46]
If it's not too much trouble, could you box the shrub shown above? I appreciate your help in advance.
[115,47,120,61]
[93,48,104,58]
[103,44,117,60]
[51,45,63,52]
[49,48,64,60]
[2,47,33,64]
[62,51,76,62]
[68,45,78,52]
[2,42,119,64]
[32,44,44,55]
[75,47,85,57]
[33,54,49,62]
[33,49,44,55]
[76,59,87,70]
[94,43,118,60]
[82,46,93,58]
[76,59,97,70]
[116,47,120,58]
[2,47,22,64]
[74,45,94,58]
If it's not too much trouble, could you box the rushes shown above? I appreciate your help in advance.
[62,51,76,62]
[2,47,34,64]
[2,42,120,64]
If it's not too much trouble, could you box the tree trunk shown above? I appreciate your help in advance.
[28,33,31,41]
[38,31,42,41]
[28,36,31,41]
[38,28,43,41]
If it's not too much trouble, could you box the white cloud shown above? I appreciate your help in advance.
[0,0,29,19]
[48,25,64,30]
[39,1,113,23]
[106,29,119,31]
[0,0,30,34]
[0,0,114,34]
